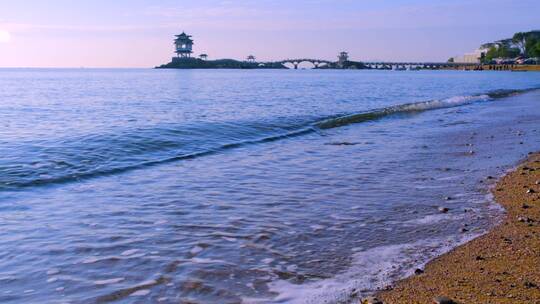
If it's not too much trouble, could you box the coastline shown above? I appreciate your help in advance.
[375,152,540,303]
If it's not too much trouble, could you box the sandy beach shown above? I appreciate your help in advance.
[376,153,540,303]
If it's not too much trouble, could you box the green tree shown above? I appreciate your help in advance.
[526,38,539,57]
[485,46,498,61]
[530,41,540,58]
[513,32,527,55]
[484,45,520,60]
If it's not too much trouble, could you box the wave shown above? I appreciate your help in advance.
[0,87,536,191]
[314,94,490,129]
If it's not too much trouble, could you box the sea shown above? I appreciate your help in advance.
[0,68,539,303]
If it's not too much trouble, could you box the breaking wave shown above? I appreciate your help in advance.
[0,88,536,191]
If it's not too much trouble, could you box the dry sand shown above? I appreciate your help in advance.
[375,153,540,304]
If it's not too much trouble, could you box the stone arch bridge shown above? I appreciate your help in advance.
[269,59,476,70]
[278,59,333,69]
[363,62,472,70]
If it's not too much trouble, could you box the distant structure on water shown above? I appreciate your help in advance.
[159,32,365,70]
[174,32,194,58]
[337,51,349,68]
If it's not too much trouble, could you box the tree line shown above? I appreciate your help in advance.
[481,31,540,61]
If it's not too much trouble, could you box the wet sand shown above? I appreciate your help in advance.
[376,153,540,304]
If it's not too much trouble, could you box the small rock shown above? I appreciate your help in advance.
[524,281,537,288]
[433,296,457,304]
[475,255,485,261]
[460,228,469,233]
[444,196,452,201]
[362,296,383,304]
[438,207,449,213]
[414,268,424,275]
[526,189,536,194]
[535,180,540,185]
[522,204,531,209]
[487,176,494,179]
[518,216,533,223]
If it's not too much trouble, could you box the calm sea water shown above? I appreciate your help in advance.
[1,69,540,303]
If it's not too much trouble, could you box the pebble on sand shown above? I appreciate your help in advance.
[433,296,457,304]
[361,296,383,304]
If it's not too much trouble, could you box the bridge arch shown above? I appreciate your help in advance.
[280,59,332,69]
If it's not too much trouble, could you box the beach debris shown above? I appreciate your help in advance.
[535,180,540,185]
[475,255,485,261]
[444,196,452,201]
[414,268,424,275]
[460,228,469,233]
[361,296,383,304]
[527,188,536,194]
[487,175,494,180]
[433,296,457,304]
[517,216,534,223]
[438,207,449,213]
[468,150,475,155]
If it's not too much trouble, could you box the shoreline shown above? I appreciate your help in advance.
[373,152,540,303]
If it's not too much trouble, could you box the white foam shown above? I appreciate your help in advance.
[121,249,139,256]
[82,256,99,264]
[190,245,205,255]
[130,289,151,296]
[267,234,481,304]
[402,213,456,226]
[94,277,125,285]
[190,257,233,265]
[400,94,490,112]
[47,268,60,275]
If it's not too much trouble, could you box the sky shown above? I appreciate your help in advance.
[0,0,539,68]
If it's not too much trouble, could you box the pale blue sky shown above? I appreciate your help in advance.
[0,0,539,67]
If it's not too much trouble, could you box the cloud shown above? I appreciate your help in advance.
[1,22,178,33]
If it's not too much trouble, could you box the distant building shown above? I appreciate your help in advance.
[174,32,194,58]
[452,48,487,64]
[338,52,349,63]
[337,51,349,68]
[246,55,256,63]
[199,54,208,60]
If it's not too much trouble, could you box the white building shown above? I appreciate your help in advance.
[452,49,487,64]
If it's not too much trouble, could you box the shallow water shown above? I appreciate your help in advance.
[0,69,539,303]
